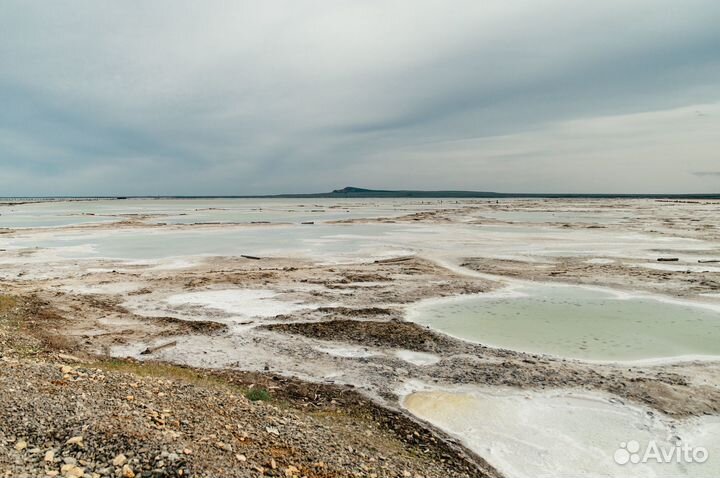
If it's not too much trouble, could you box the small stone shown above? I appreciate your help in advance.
[44,449,55,462]
[121,464,135,478]
[215,442,232,452]
[182,448,192,455]
[60,365,74,374]
[403,471,412,477]
[65,436,83,445]
[60,464,84,478]
[270,458,277,469]
[46,472,59,477]
[58,353,82,362]
[63,457,77,465]
[112,454,128,467]
[14,440,27,451]
[235,454,246,462]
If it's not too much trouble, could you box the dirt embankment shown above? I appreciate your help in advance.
[0,294,499,478]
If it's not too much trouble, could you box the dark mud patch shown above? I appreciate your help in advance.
[262,319,460,353]
[316,306,395,317]
[149,316,228,335]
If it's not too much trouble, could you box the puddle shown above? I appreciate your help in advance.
[407,284,720,361]
[402,386,720,478]
[2,223,419,262]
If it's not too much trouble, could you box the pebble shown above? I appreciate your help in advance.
[121,464,135,478]
[60,464,84,478]
[215,442,232,452]
[65,436,83,445]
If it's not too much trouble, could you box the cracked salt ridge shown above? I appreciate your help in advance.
[400,383,720,478]
[406,281,720,363]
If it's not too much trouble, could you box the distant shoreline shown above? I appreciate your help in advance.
[3,186,720,203]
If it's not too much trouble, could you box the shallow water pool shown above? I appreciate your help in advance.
[408,284,720,361]
[3,223,428,262]
[403,387,720,478]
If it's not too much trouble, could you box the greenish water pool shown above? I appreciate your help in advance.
[408,285,720,361]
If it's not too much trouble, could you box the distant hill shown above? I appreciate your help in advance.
[264,186,504,198]
[312,186,506,198]
[266,187,720,199]
[6,188,720,201]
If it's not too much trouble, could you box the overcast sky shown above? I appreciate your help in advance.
[1,0,719,195]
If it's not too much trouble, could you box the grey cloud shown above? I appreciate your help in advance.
[0,0,719,195]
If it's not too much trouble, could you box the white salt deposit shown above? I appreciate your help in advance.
[314,345,377,358]
[164,289,308,318]
[585,258,616,264]
[402,385,720,478]
[395,350,441,366]
[59,282,144,295]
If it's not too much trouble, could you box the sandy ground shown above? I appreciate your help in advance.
[2,198,720,477]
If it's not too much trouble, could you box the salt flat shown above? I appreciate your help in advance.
[1,197,719,477]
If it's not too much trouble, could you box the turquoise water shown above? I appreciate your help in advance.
[409,285,720,361]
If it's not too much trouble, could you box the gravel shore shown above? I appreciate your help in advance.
[0,295,498,478]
